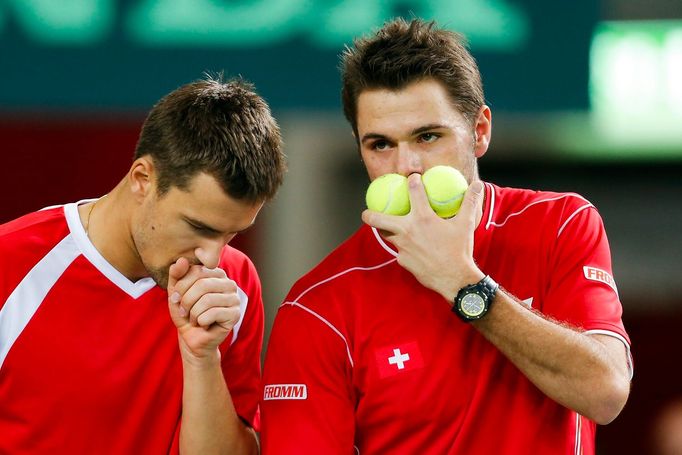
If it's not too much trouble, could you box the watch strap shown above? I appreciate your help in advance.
[478,275,500,299]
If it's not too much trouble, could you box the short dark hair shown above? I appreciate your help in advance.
[341,18,485,136]
[134,76,286,202]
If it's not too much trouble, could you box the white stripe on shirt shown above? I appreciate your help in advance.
[0,235,80,369]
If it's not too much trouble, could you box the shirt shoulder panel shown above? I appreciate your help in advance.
[0,206,69,253]
[485,184,594,236]
[0,207,71,307]
[285,225,395,305]
[484,185,629,344]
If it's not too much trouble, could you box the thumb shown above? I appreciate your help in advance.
[168,257,190,293]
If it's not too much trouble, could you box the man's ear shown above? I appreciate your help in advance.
[473,105,492,159]
[128,157,155,202]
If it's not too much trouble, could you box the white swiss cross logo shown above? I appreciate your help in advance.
[375,341,424,378]
[388,348,410,370]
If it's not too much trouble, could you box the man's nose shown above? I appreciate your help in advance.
[194,239,225,270]
[395,143,424,176]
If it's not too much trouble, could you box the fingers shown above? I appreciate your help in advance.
[362,173,434,233]
[361,209,403,234]
[172,291,242,330]
[173,266,228,297]
[452,180,484,230]
[186,288,241,328]
[181,277,233,311]
[406,173,432,216]
[196,305,241,331]
[168,264,242,331]
[170,265,227,302]
[168,257,191,291]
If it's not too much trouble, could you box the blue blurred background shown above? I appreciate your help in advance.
[1,1,681,452]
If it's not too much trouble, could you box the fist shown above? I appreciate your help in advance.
[167,257,242,359]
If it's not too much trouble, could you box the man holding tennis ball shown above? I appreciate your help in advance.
[366,165,469,218]
[262,19,631,455]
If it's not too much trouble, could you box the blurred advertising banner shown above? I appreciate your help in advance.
[0,0,595,112]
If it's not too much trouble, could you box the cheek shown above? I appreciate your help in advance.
[159,226,207,262]
[148,226,193,257]
[135,214,175,259]
[451,146,479,183]
[361,151,391,179]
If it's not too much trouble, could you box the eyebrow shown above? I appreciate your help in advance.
[411,123,448,135]
[185,217,222,235]
[186,216,257,235]
[360,123,448,144]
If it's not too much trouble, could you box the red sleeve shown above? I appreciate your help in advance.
[544,204,629,343]
[219,252,264,430]
[261,302,356,455]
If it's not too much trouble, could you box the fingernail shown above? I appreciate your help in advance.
[178,306,187,317]
[170,292,181,304]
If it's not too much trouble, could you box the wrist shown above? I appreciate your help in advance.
[439,267,486,305]
[179,343,222,370]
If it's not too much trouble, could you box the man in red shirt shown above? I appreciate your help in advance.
[0,77,286,454]
[261,19,631,454]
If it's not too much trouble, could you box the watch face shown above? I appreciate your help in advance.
[460,293,486,318]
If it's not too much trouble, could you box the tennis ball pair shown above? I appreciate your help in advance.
[365,166,468,218]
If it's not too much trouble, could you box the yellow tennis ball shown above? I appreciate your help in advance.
[365,173,410,215]
[422,165,468,218]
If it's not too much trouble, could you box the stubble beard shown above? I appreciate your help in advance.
[131,218,171,290]
[146,265,170,290]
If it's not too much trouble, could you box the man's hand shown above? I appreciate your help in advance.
[167,257,242,363]
[361,174,485,301]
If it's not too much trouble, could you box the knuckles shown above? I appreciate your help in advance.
[174,268,234,297]
[196,306,242,329]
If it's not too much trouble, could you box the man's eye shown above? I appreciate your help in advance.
[190,224,217,236]
[192,226,208,235]
[372,140,390,151]
[419,132,439,143]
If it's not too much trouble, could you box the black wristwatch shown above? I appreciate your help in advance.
[453,275,499,322]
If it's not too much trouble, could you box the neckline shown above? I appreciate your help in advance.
[63,200,157,299]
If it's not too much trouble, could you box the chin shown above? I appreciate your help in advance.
[146,267,169,289]
[154,276,169,290]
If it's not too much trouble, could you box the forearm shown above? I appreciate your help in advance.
[472,291,630,424]
[180,350,258,455]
